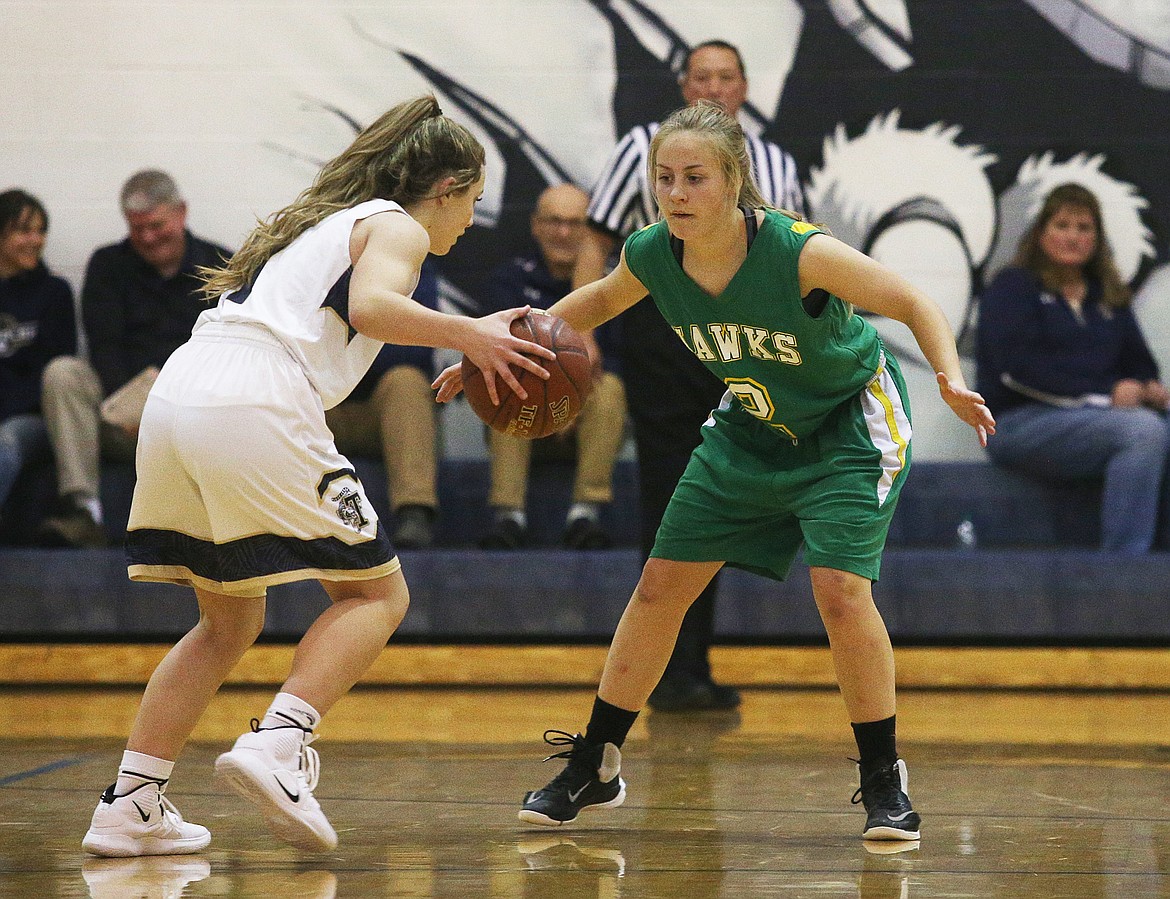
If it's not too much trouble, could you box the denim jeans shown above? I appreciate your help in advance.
[0,413,49,507]
[987,403,1170,553]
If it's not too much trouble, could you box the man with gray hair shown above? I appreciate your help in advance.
[38,170,230,547]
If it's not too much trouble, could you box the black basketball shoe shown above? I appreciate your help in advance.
[852,759,921,840]
[518,730,626,826]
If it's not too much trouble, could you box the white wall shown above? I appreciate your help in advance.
[7,1,1168,463]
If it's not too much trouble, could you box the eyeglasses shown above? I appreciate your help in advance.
[533,215,587,229]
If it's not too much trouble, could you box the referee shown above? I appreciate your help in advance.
[575,40,806,712]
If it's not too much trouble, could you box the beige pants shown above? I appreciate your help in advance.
[41,356,138,501]
[326,365,438,512]
[488,370,626,510]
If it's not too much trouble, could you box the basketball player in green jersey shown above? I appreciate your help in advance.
[435,101,995,840]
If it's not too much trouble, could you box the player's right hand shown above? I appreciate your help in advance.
[459,306,554,405]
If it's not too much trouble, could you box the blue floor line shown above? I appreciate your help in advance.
[0,754,95,787]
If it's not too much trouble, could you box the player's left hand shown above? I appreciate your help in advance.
[433,363,464,403]
[937,371,996,447]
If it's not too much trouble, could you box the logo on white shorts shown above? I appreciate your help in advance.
[332,486,370,533]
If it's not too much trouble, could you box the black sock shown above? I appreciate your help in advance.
[583,696,639,749]
[852,715,897,775]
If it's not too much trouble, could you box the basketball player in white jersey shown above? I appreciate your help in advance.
[82,95,554,857]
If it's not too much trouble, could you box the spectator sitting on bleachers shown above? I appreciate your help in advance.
[37,170,231,548]
[976,182,1170,553]
[0,189,77,530]
[476,183,627,549]
[325,258,441,548]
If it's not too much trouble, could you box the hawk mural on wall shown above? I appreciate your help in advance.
[271,0,1170,459]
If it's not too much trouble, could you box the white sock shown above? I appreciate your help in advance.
[567,502,600,524]
[115,750,173,796]
[260,692,321,733]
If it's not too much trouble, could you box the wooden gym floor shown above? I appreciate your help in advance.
[0,645,1168,897]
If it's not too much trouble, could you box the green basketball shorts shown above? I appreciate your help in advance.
[651,355,912,582]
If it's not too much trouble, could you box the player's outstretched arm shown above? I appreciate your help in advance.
[798,233,996,446]
[549,250,647,334]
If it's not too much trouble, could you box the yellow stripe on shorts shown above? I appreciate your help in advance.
[861,365,911,506]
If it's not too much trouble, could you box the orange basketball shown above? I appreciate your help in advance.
[461,312,592,439]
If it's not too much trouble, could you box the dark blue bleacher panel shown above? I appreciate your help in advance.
[889,462,1102,548]
[0,457,642,550]
[3,546,1169,643]
[1,457,1102,551]
[5,456,1168,644]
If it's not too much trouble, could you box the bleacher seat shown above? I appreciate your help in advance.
[2,457,1102,551]
[5,454,1166,645]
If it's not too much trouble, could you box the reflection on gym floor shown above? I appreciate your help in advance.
[1,686,1168,897]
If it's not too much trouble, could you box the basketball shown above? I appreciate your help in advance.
[461,311,592,439]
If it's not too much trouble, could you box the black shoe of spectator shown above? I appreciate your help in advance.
[37,497,107,549]
[706,681,742,709]
[392,505,434,549]
[647,674,741,713]
[562,516,612,550]
[479,517,527,550]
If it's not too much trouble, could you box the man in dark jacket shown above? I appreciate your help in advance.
[39,170,230,547]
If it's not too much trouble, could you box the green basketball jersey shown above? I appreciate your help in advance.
[623,209,885,440]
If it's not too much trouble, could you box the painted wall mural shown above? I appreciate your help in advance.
[5,0,1168,459]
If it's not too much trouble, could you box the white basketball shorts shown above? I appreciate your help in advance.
[126,322,399,597]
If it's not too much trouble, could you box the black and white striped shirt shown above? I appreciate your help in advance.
[587,122,805,238]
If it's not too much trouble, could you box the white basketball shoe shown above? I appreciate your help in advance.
[215,719,337,851]
[81,780,211,857]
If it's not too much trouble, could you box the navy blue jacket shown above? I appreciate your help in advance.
[481,250,620,374]
[81,231,230,395]
[0,263,77,420]
[976,267,1159,415]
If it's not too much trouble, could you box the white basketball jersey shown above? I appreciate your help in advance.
[195,199,411,409]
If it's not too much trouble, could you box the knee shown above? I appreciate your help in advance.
[42,355,87,389]
[587,372,627,414]
[381,585,410,625]
[333,578,410,628]
[0,425,18,458]
[376,365,431,401]
[810,567,873,623]
[0,438,18,468]
[370,587,410,636]
[630,565,698,617]
[629,584,691,619]
[197,606,265,650]
[1117,409,1170,450]
[42,356,96,402]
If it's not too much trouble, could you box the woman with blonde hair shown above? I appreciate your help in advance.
[82,95,554,857]
[977,181,1169,552]
[437,100,994,840]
